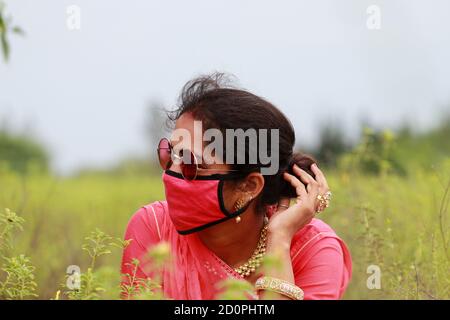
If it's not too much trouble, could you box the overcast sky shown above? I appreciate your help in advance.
[1,0,449,174]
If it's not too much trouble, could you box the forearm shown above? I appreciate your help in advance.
[258,231,295,300]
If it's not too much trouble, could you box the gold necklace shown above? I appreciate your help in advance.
[234,223,268,278]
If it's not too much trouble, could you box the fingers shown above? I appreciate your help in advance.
[283,172,307,199]
[292,165,319,197]
[277,197,290,212]
[310,163,329,190]
[280,164,331,219]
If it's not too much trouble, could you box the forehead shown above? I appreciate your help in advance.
[174,112,196,132]
[171,112,203,152]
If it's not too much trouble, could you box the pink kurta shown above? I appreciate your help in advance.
[121,201,352,300]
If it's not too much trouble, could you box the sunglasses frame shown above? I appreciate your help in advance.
[157,137,242,180]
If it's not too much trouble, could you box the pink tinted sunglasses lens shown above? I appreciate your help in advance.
[157,138,172,170]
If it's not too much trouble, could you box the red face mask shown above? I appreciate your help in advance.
[163,170,251,235]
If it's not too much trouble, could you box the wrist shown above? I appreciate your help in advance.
[266,229,292,251]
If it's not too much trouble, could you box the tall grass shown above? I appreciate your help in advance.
[326,159,450,299]
[0,159,449,299]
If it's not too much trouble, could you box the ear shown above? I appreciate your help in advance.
[240,172,265,199]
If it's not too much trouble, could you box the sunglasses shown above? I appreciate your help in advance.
[157,138,241,180]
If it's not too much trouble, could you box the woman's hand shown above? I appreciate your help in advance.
[267,163,330,243]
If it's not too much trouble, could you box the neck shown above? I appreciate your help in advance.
[198,208,265,268]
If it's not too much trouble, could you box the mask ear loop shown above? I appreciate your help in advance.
[176,182,253,235]
[217,179,254,218]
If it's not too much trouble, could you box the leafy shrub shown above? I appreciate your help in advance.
[0,208,37,299]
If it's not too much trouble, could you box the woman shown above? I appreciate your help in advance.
[121,73,352,300]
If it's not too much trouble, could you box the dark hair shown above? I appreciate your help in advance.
[168,73,316,212]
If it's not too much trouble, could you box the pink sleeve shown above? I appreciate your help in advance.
[120,204,163,289]
[293,236,350,300]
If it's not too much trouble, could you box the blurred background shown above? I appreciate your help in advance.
[0,0,449,300]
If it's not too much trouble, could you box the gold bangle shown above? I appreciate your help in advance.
[254,276,304,300]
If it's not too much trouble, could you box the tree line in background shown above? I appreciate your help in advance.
[1,109,449,177]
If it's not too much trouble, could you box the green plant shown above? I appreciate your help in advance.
[216,278,255,300]
[63,228,127,300]
[0,1,24,62]
[0,254,37,299]
[339,128,406,176]
[120,248,167,300]
[0,208,24,254]
[0,208,37,299]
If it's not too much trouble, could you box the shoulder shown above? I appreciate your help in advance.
[124,201,169,243]
[121,201,169,281]
[290,219,338,254]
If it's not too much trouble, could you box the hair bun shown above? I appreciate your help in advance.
[280,152,317,198]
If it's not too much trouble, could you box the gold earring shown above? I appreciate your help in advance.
[233,198,245,210]
[233,198,245,223]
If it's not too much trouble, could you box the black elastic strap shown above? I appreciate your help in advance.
[167,169,252,235]
[177,208,246,235]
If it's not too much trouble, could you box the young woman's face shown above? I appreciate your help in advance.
[170,112,230,175]
[169,112,240,212]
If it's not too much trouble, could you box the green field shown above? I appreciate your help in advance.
[1,159,449,299]
[1,122,450,299]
